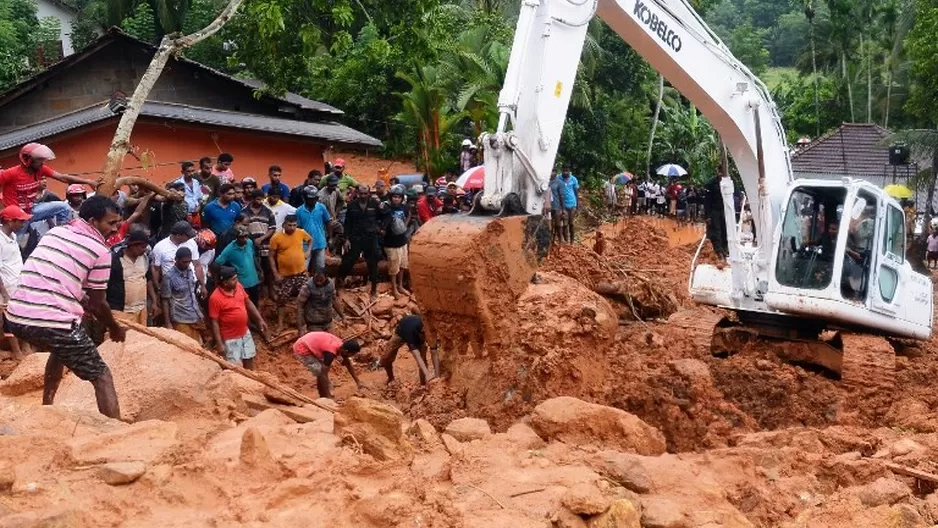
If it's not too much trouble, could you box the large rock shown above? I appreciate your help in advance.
[407,419,439,445]
[857,477,912,507]
[530,397,666,455]
[240,427,285,476]
[0,508,91,528]
[589,499,641,528]
[54,329,220,422]
[506,423,546,450]
[97,461,146,485]
[0,353,49,395]
[67,420,179,465]
[333,397,413,462]
[590,451,653,494]
[640,496,689,528]
[444,418,491,442]
[562,482,610,515]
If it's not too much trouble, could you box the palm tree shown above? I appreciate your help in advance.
[396,64,465,176]
[879,0,914,129]
[804,0,821,136]
[439,26,509,137]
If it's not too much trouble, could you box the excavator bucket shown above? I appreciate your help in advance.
[409,214,551,354]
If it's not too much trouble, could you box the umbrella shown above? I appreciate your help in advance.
[612,172,633,185]
[656,164,687,178]
[884,184,913,200]
[456,166,485,190]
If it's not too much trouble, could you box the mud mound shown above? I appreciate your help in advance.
[55,329,221,422]
[406,272,618,431]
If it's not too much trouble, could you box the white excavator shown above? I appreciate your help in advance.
[409,0,933,393]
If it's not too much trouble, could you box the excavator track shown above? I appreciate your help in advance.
[668,310,896,421]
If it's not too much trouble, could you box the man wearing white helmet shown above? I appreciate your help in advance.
[459,139,474,173]
[0,143,98,230]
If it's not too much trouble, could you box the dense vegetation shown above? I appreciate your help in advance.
[1,0,937,185]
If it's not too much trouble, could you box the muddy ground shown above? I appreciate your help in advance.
[2,216,938,527]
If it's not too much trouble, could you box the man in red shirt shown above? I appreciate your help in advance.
[666,180,682,217]
[416,185,443,224]
[208,266,269,369]
[292,331,363,398]
[0,143,98,229]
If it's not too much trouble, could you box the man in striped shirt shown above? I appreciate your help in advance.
[6,195,126,419]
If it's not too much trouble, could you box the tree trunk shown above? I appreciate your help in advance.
[810,18,820,137]
[842,49,855,122]
[924,149,938,238]
[884,65,893,129]
[647,74,664,177]
[98,0,246,197]
[865,35,872,123]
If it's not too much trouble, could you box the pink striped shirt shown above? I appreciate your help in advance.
[7,219,111,329]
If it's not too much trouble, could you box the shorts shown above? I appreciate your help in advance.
[173,321,205,345]
[385,246,409,275]
[224,333,256,364]
[276,272,308,299]
[295,353,324,376]
[307,248,326,274]
[928,251,938,261]
[304,321,333,332]
[7,320,107,381]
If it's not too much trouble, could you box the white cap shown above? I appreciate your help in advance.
[462,139,472,147]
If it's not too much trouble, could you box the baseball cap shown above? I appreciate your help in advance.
[170,220,197,238]
[126,230,149,246]
[218,265,238,281]
[425,185,438,196]
[0,205,31,222]
[334,158,346,168]
[413,184,424,194]
[241,177,257,186]
[303,185,320,198]
[167,180,185,191]
[326,175,339,185]
[462,139,472,147]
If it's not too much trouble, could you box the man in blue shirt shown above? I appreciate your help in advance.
[261,165,290,199]
[175,161,203,214]
[295,186,331,273]
[215,225,262,307]
[551,163,579,243]
[202,183,242,237]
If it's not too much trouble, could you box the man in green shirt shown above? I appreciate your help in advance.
[332,158,358,193]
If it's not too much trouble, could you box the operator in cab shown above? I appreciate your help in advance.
[841,204,876,301]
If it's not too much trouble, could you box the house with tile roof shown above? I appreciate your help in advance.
[0,28,381,191]
[790,123,926,187]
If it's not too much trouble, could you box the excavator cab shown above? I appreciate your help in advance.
[767,179,932,339]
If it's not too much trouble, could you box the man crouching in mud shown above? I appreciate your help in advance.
[6,195,126,419]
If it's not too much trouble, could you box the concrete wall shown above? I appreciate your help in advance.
[0,42,280,132]
[36,0,77,56]
[0,120,327,196]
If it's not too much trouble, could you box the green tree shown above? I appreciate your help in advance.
[395,64,464,176]
[905,0,938,126]
[728,21,770,76]
[0,0,40,90]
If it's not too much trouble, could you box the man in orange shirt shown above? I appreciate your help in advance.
[208,266,269,369]
[268,214,312,331]
[293,331,363,398]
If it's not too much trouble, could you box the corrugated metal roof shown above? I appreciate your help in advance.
[790,123,926,179]
[0,101,382,152]
[236,78,342,115]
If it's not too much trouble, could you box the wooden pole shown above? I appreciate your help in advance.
[115,319,335,413]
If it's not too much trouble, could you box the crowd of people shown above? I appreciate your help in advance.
[0,143,466,419]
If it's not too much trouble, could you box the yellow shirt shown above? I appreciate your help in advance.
[269,229,312,276]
